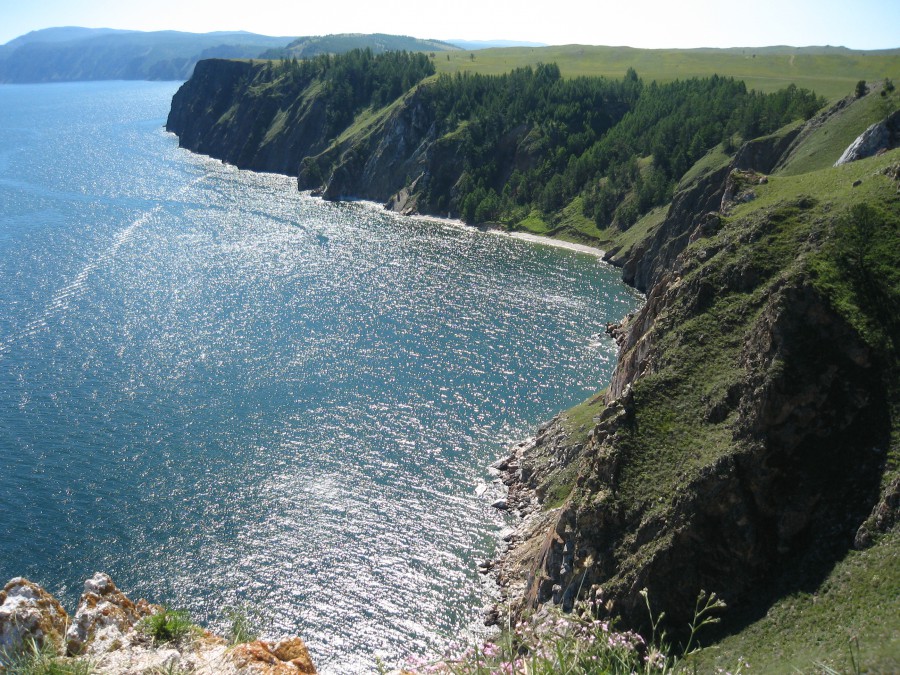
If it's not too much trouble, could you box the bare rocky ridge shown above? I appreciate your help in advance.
[0,575,317,674]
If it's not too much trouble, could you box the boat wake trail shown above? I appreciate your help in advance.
[0,174,208,360]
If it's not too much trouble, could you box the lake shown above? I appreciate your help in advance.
[0,80,641,672]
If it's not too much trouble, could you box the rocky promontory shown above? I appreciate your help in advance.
[0,574,317,674]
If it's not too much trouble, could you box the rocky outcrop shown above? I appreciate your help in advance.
[0,575,317,674]
[0,577,69,655]
[835,110,900,165]
[231,637,316,674]
[66,572,159,655]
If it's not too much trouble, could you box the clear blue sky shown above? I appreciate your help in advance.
[2,0,899,49]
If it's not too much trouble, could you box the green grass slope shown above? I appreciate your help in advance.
[693,530,899,672]
[436,45,900,101]
[777,85,899,175]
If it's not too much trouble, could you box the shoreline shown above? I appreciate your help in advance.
[308,192,610,261]
[496,230,606,258]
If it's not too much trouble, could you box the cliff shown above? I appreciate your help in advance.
[166,58,471,218]
[489,133,899,668]
[165,60,900,669]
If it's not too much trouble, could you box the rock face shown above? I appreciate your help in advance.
[0,575,318,674]
[835,110,900,165]
[0,577,69,655]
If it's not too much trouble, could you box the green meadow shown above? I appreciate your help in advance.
[435,45,900,100]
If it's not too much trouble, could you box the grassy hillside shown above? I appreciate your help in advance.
[435,45,900,101]
[694,530,899,672]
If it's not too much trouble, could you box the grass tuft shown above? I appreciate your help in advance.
[137,608,198,646]
[225,605,260,645]
[0,638,93,675]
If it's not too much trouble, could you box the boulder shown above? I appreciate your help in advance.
[0,577,69,656]
[834,110,900,165]
[229,637,317,673]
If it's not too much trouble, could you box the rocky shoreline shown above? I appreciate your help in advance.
[481,411,589,627]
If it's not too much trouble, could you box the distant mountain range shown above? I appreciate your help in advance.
[0,28,463,83]
[0,27,294,82]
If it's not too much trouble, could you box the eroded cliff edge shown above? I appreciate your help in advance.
[166,59,900,666]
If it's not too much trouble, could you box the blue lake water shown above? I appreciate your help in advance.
[0,80,642,672]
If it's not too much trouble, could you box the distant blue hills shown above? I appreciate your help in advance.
[0,27,471,83]
[0,27,295,82]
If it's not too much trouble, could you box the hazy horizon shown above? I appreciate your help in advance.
[2,0,899,51]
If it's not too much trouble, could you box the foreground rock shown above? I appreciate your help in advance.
[66,572,160,656]
[0,577,69,655]
[0,575,317,674]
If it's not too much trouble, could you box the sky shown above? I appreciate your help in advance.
[2,0,899,50]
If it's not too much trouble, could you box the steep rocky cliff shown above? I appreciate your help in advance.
[490,140,899,662]
[167,59,330,175]
[166,58,466,214]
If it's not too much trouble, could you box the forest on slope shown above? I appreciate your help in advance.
[168,49,826,238]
